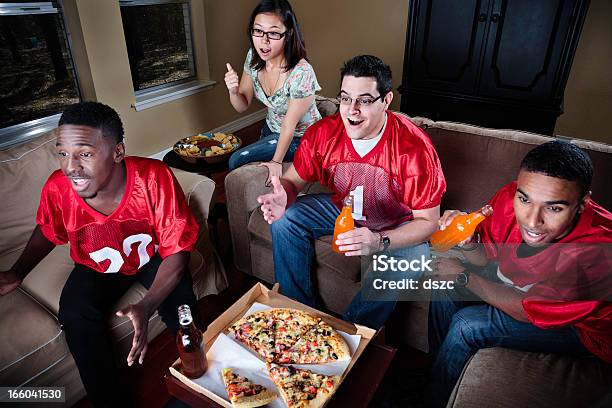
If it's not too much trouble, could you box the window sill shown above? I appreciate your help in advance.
[133,79,216,111]
[0,114,61,150]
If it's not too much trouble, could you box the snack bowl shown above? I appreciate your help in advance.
[173,132,242,164]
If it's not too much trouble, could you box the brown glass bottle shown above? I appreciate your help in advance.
[176,304,207,378]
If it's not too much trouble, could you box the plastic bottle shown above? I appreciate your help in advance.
[332,195,355,253]
[430,205,493,252]
[176,304,207,378]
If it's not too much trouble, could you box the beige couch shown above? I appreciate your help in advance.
[0,131,228,406]
[225,103,612,406]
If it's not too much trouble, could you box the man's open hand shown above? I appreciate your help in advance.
[0,270,22,296]
[335,227,380,256]
[257,176,287,224]
[437,209,474,247]
[116,303,151,366]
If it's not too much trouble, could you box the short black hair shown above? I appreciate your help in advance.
[248,0,307,72]
[520,140,593,197]
[340,55,392,97]
[58,102,124,144]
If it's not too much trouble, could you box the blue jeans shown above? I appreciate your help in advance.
[427,267,591,408]
[270,193,430,329]
[228,121,301,170]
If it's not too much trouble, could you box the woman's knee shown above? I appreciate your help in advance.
[229,150,250,170]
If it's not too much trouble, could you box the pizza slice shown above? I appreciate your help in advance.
[270,309,320,356]
[267,363,340,408]
[221,368,276,408]
[228,311,276,362]
[275,321,350,364]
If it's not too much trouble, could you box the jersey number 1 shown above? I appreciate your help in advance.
[350,186,366,221]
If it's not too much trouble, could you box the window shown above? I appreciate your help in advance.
[0,1,80,148]
[119,0,196,92]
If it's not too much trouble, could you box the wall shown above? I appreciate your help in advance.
[554,0,612,144]
[66,0,260,157]
[292,0,409,111]
[65,0,610,155]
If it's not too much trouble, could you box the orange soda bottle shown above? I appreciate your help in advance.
[332,195,355,253]
[430,205,493,252]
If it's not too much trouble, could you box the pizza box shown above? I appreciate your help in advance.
[169,282,377,407]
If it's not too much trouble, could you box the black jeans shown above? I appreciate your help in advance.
[58,254,199,408]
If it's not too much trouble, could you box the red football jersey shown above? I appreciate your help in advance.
[293,111,446,231]
[36,157,199,275]
[478,181,612,362]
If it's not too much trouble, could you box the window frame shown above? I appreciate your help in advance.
[119,0,213,111]
[0,1,81,149]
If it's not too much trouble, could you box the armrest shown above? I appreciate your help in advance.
[171,168,227,296]
[224,163,271,273]
[172,168,216,223]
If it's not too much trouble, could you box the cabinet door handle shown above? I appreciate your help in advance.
[491,13,501,23]
[478,13,487,22]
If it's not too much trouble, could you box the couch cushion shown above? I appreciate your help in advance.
[314,236,362,283]
[426,122,552,211]
[20,245,73,314]
[569,138,612,210]
[0,131,58,261]
[0,288,68,386]
[315,95,339,117]
[448,347,612,408]
[248,210,361,282]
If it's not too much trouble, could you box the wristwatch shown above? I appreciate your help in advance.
[455,270,470,287]
[379,232,391,251]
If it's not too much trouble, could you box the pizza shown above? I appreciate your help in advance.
[221,368,277,408]
[230,310,277,362]
[268,363,340,408]
[275,321,351,364]
[269,309,320,357]
[228,308,350,364]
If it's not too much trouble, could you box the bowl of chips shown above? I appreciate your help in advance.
[173,132,241,164]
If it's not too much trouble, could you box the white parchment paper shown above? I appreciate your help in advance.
[186,302,361,407]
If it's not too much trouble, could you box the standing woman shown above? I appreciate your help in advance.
[225,0,321,183]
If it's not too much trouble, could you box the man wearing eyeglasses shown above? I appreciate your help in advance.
[258,55,446,328]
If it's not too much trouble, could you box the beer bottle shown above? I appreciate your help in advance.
[332,195,355,253]
[430,205,493,252]
[176,304,207,378]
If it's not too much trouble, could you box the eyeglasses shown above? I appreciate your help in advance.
[336,94,383,107]
[251,28,286,40]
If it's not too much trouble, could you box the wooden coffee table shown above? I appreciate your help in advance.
[164,337,396,407]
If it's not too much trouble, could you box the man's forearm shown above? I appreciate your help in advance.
[467,273,529,322]
[11,225,56,279]
[138,251,189,314]
[385,218,438,250]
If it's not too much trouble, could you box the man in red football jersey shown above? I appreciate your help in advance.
[0,102,201,407]
[428,140,612,407]
[258,55,446,329]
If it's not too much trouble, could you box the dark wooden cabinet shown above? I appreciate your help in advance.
[399,0,589,134]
